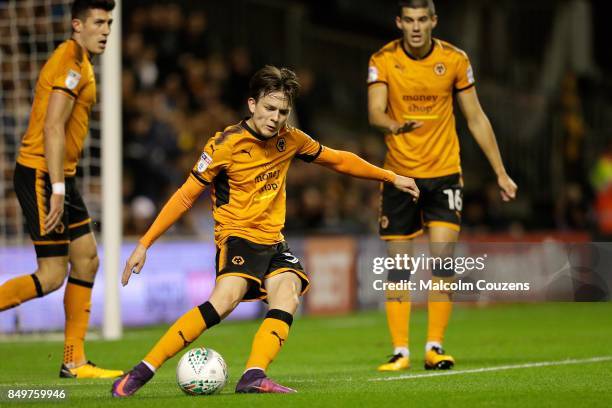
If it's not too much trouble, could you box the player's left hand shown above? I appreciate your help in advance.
[394,175,420,201]
[122,243,147,286]
[497,173,517,202]
[44,193,65,234]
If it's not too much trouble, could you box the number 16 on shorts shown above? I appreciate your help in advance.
[443,188,462,211]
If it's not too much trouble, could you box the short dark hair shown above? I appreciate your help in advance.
[249,65,300,106]
[398,0,436,17]
[71,0,115,20]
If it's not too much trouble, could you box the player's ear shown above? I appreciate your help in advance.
[247,97,257,115]
[395,16,403,31]
[72,18,83,34]
[431,14,438,29]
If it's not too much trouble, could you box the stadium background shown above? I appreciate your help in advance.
[1,0,611,334]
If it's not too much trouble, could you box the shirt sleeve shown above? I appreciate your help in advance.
[367,52,388,86]
[190,135,232,185]
[51,50,87,99]
[454,52,476,92]
[293,128,322,163]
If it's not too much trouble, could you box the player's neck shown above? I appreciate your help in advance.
[244,118,275,140]
[402,39,434,60]
[70,34,91,60]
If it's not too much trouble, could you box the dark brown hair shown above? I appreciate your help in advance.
[398,0,436,17]
[71,0,115,20]
[249,65,300,106]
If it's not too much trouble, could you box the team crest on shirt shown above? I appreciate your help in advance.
[65,69,81,90]
[196,152,213,172]
[367,66,378,83]
[434,63,446,76]
[276,138,286,152]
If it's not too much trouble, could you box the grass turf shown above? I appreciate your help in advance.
[1,303,611,407]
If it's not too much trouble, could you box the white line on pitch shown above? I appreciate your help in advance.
[368,356,612,382]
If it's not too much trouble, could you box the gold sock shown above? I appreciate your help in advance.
[385,300,411,349]
[0,274,41,311]
[63,278,93,366]
[144,302,220,368]
[245,309,293,371]
[385,288,410,349]
[427,287,453,344]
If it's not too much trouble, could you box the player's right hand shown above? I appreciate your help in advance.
[393,175,420,201]
[392,120,423,135]
[44,193,64,234]
[122,243,147,286]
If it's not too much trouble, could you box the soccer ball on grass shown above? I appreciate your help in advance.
[176,347,228,395]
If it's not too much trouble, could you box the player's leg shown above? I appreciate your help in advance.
[423,173,462,369]
[0,256,68,310]
[377,239,414,371]
[377,182,423,371]
[236,241,308,394]
[112,275,248,397]
[236,272,301,394]
[55,178,121,378]
[1,164,69,310]
[59,228,123,378]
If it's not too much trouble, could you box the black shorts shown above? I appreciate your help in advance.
[14,163,92,258]
[379,173,462,240]
[216,236,310,302]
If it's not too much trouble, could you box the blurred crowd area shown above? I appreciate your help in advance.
[120,1,612,240]
[120,3,392,238]
[2,1,611,242]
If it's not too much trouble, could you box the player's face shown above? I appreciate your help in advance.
[396,7,437,50]
[73,9,113,55]
[247,91,292,138]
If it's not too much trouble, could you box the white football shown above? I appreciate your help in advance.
[176,347,228,395]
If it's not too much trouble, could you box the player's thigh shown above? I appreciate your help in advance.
[68,232,99,281]
[265,241,309,306]
[379,182,424,240]
[264,272,302,314]
[216,236,275,302]
[209,275,249,319]
[65,178,93,244]
[422,172,462,254]
[13,163,70,259]
[387,239,414,257]
[428,226,459,256]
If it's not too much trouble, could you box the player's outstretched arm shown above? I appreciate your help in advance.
[368,83,422,135]
[314,146,419,200]
[457,89,517,201]
[121,175,206,286]
[43,92,74,234]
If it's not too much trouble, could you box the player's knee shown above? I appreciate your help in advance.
[268,279,301,311]
[209,292,241,318]
[87,253,100,276]
[71,251,99,280]
[35,264,68,294]
[432,266,454,278]
[271,291,300,311]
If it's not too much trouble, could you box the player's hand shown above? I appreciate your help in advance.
[122,243,147,286]
[497,173,517,202]
[393,175,420,201]
[391,120,423,135]
[44,193,64,234]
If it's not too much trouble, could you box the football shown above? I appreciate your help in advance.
[176,347,228,395]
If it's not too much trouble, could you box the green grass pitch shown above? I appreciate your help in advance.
[1,303,611,407]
